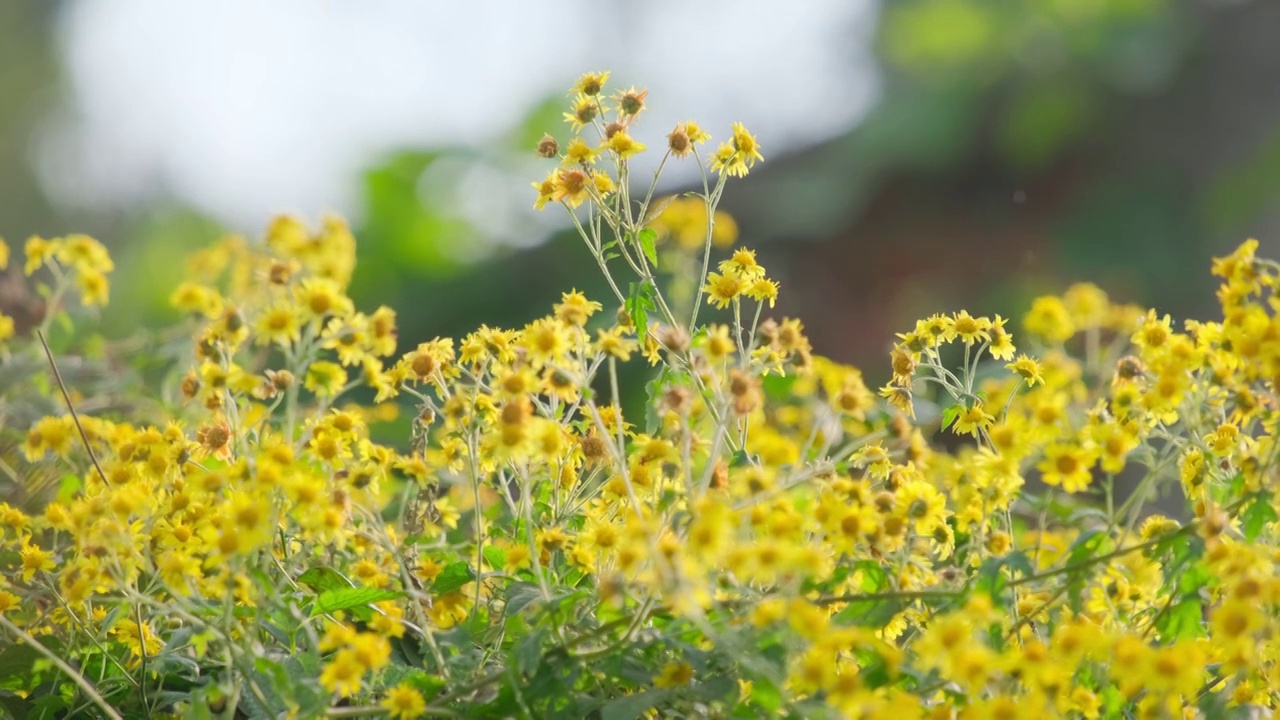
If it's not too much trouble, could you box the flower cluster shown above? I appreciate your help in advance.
[1,72,1280,720]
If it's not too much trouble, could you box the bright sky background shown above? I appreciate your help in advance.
[41,0,881,233]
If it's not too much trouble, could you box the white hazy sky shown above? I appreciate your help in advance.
[41,0,881,233]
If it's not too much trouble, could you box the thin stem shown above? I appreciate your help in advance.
[36,330,108,485]
[0,615,124,720]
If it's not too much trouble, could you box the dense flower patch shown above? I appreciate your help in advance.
[1,72,1278,719]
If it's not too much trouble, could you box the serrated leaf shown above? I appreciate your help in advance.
[297,566,353,594]
[430,561,475,595]
[311,587,405,618]
[626,281,657,340]
[638,228,658,267]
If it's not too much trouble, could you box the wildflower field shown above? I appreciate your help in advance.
[2,72,1279,719]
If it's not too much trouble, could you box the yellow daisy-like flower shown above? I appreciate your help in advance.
[305,361,349,397]
[20,538,56,581]
[0,236,8,270]
[554,290,603,326]
[604,130,646,158]
[703,272,743,309]
[532,171,556,210]
[24,235,60,276]
[719,248,765,280]
[382,684,427,719]
[562,137,596,166]
[1038,443,1097,493]
[553,168,591,208]
[1005,355,1044,387]
[731,122,763,168]
[255,304,302,347]
[654,661,694,688]
[571,70,610,97]
[953,402,994,438]
[879,383,915,418]
[563,94,602,131]
[744,278,779,308]
[319,649,365,697]
[710,142,747,177]
[613,86,648,117]
[947,310,991,345]
[988,314,1015,360]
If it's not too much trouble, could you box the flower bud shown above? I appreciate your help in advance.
[537,133,559,159]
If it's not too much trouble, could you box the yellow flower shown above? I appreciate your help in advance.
[563,94,602,131]
[20,538,55,581]
[946,310,991,345]
[654,661,694,688]
[612,86,648,117]
[879,384,915,419]
[255,304,302,346]
[320,649,365,697]
[24,235,60,275]
[1023,295,1075,343]
[604,130,646,158]
[988,314,1015,360]
[710,142,748,177]
[731,122,763,168]
[1038,443,1097,493]
[0,236,8,269]
[719,248,765,280]
[596,327,637,361]
[703,272,743,309]
[1005,355,1044,386]
[0,313,13,345]
[532,171,556,210]
[305,361,349,396]
[554,290,603,326]
[571,70,610,97]
[76,269,110,306]
[952,402,993,438]
[562,137,596,166]
[745,278,779,307]
[553,168,591,208]
[382,684,427,719]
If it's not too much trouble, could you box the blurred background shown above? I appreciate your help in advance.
[4,0,1280,378]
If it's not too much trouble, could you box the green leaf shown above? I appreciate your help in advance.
[1156,597,1205,641]
[482,545,506,571]
[311,587,405,618]
[430,561,475,595]
[504,581,543,618]
[940,404,961,431]
[56,475,82,504]
[1242,492,1277,541]
[0,641,42,691]
[297,566,354,594]
[833,597,903,629]
[638,228,659,267]
[644,368,671,435]
[975,551,1031,606]
[601,689,673,720]
[761,373,797,401]
[626,281,657,341]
